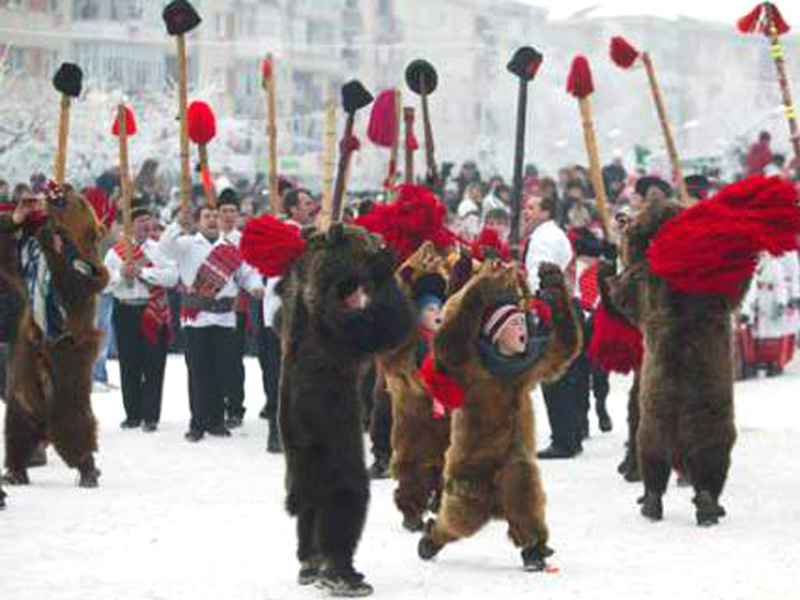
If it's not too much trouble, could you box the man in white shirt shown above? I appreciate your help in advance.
[522,195,583,459]
[159,205,264,442]
[104,203,178,432]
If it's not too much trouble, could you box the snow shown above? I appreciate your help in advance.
[2,354,800,600]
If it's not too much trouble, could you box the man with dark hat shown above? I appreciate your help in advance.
[634,175,673,204]
[104,201,178,432]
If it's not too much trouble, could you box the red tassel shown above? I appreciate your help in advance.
[367,89,398,149]
[566,55,594,99]
[83,187,117,229]
[187,101,217,145]
[419,355,465,413]
[240,214,306,277]
[587,304,643,374]
[647,176,800,297]
[339,134,361,154]
[406,131,419,152]
[738,3,791,36]
[111,106,137,137]
[201,166,213,199]
[472,227,510,261]
[610,36,640,69]
[262,58,273,81]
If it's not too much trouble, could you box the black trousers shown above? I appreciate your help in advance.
[541,299,587,452]
[256,325,281,422]
[225,311,247,419]
[367,365,392,461]
[112,301,168,424]
[184,325,237,432]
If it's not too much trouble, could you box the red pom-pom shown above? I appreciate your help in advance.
[610,36,640,69]
[262,58,273,81]
[566,55,595,99]
[111,106,137,137]
[367,89,399,149]
[647,176,800,298]
[587,304,643,374]
[83,187,116,229]
[419,355,465,413]
[240,214,306,277]
[187,101,217,145]
[473,227,510,261]
[738,3,790,36]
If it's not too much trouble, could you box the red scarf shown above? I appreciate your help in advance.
[182,241,242,320]
[114,240,172,346]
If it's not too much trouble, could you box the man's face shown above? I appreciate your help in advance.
[496,313,528,357]
[290,192,316,226]
[566,185,584,202]
[198,208,218,238]
[132,215,151,242]
[523,196,548,232]
[218,204,239,231]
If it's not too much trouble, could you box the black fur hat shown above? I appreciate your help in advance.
[635,176,673,199]
[507,47,543,81]
[217,188,240,209]
[52,63,83,98]
[341,80,373,114]
[405,59,438,95]
[163,0,202,36]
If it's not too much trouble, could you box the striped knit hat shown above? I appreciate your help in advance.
[482,303,524,344]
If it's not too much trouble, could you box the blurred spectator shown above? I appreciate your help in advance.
[747,131,772,175]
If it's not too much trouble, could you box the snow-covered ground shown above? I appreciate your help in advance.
[2,355,799,600]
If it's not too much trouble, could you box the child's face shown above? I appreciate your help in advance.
[421,304,443,331]
[496,313,528,357]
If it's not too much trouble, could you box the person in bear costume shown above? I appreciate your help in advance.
[417,260,582,571]
[1,184,109,488]
[271,222,413,596]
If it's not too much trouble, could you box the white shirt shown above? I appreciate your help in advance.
[104,239,178,301]
[262,277,281,329]
[524,219,574,293]
[158,222,263,328]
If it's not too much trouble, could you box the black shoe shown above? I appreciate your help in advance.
[267,429,283,454]
[207,424,232,437]
[694,491,726,527]
[120,419,142,429]
[184,429,204,443]
[598,412,613,433]
[521,544,554,572]
[258,406,269,420]
[0,488,6,509]
[368,456,390,480]
[3,469,30,485]
[537,445,577,460]
[317,567,374,597]
[298,561,321,586]
[28,445,48,468]
[418,534,443,560]
[638,492,663,521]
[142,422,158,433]
[225,416,243,429]
[580,420,590,440]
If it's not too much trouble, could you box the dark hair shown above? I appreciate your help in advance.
[539,195,556,217]
[194,205,216,221]
[282,187,311,216]
[358,199,375,217]
[484,208,509,224]
[218,187,240,209]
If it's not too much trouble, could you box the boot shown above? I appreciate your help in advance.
[267,418,283,454]
[417,520,443,560]
[367,455,390,480]
[316,566,374,597]
[596,397,612,432]
[521,543,554,572]
[693,491,726,527]
[638,492,663,521]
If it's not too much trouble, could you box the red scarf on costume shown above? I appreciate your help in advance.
[182,241,242,320]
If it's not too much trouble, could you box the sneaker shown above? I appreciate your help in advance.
[142,422,158,433]
[298,561,321,586]
[120,419,142,429]
[207,424,232,437]
[317,568,373,597]
[184,429,204,443]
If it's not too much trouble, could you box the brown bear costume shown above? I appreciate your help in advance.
[380,241,452,532]
[418,260,582,570]
[1,187,108,488]
[276,223,413,595]
[605,198,741,525]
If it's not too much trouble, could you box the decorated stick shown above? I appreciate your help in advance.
[404,107,417,185]
[610,36,690,205]
[567,55,612,239]
[261,56,280,213]
[392,89,402,184]
[405,60,439,186]
[52,63,83,184]
[506,47,543,248]
[331,80,373,223]
[112,104,137,263]
[367,89,401,189]
[320,96,337,230]
[187,101,217,208]
[738,2,800,178]
[162,0,202,212]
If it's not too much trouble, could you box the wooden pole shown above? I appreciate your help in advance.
[197,144,216,208]
[176,34,192,212]
[330,113,356,223]
[419,75,438,185]
[509,78,528,249]
[54,95,71,184]
[117,104,134,264]
[388,89,401,186]
[578,97,612,239]
[767,23,800,178]
[404,107,415,185]
[320,97,337,230]
[641,52,690,206]
[264,55,280,213]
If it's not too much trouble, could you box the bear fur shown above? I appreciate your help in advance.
[420,261,582,565]
[277,223,413,580]
[380,241,452,532]
[606,198,742,525]
[2,188,109,488]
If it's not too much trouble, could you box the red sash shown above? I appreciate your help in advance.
[182,241,242,320]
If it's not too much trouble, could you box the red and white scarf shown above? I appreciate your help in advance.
[182,241,242,320]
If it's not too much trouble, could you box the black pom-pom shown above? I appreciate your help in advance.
[163,0,202,36]
[405,59,438,95]
[52,63,83,98]
[507,46,543,81]
[341,80,374,114]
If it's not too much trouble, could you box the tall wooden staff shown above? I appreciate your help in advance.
[506,47,543,248]
[610,36,690,206]
[187,101,218,208]
[162,0,202,212]
[405,60,439,187]
[52,63,83,184]
[738,2,800,178]
[262,56,280,213]
[112,105,137,263]
[319,95,337,230]
[403,107,418,185]
[331,80,373,223]
[567,55,612,239]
